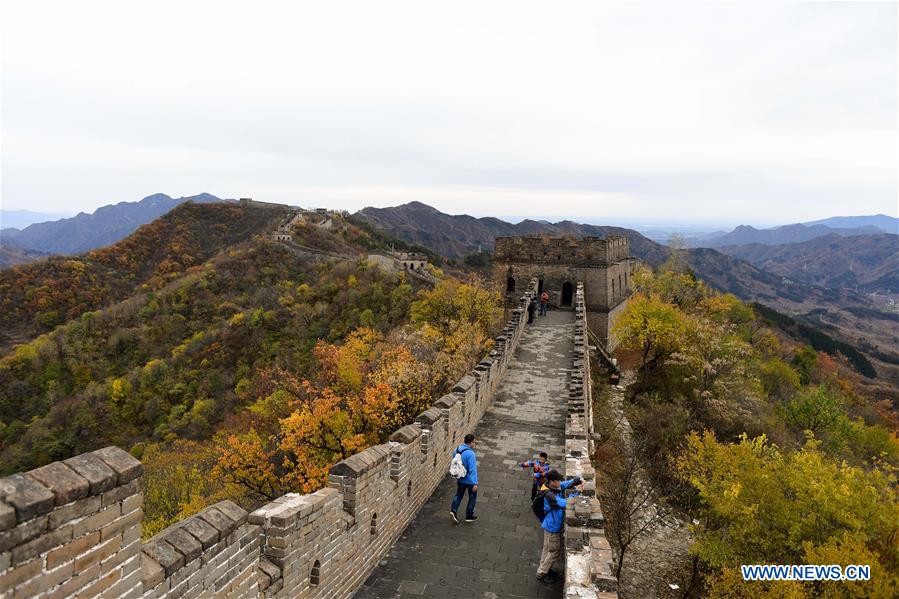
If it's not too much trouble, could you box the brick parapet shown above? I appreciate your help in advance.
[140,501,262,599]
[0,284,535,599]
[0,446,144,599]
[563,283,619,598]
[245,282,534,599]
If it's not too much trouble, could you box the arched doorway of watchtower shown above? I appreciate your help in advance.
[561,282,573,307]
[537,279,544,295]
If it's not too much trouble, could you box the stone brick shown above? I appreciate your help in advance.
[0,501,15,532]
[46,530,100,569]
[27,462,90,507]
[101,537,140,575]
[180,516,219,549]
[100,478,141,508]
[198,506,236,537]
[590,534,612,551]
[213,500,247,527]
[118,491,141,514]
[104,564,142,599]
[11,523,72,565]
[73,533,120,573]
[258,557,281,584]
[390,424,421,443]
[163,526,203,562]
[72,502,120,538]
[143,539,185,577]
[63,454,116,495]
[122,520,141,546]
[100,506,142,542]
[46,562,100,599]
[93,446,144,485]
[73,566,119,598]
[12,561,73,599]
[0,473,55,523]
[0,515,47,553]
[0,556,40,592]
[141,552,166,588]
[93,446,143,485]
[48,494,101,529]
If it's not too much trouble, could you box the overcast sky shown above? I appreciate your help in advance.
[1,1,896,225]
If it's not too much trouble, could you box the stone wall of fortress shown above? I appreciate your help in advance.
[0,280,538,599]
[562,283,618,598]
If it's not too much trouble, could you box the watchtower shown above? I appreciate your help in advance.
[492,235,637,347]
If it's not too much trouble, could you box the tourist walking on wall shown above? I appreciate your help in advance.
[519,451,550,499]
[527,297,537,324]
[539,291,549,316]
[533,470,582,582]
[449,433,478,523]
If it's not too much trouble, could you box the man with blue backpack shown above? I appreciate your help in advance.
[449,433,478,524]
[532,469,582,582]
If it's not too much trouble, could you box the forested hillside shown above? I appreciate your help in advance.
[0,205,502,539]
[604,265,899,597]
[717,233,899,293]
[0,202,288,350]
[0,192,225,255]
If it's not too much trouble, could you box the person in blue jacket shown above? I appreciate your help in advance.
[450,433,478,524]
[537,470,582,582]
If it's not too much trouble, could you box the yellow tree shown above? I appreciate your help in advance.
[613,292,693,368]
[410,279,501,340]
[675,431,899,598]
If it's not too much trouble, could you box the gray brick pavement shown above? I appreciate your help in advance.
[355,310,573,599]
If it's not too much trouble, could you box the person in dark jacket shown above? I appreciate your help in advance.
[450,434,478,523]
[537,470,582,582]
[519,452,550,499]
[527,297,537,324]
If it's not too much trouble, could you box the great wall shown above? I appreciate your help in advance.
[2,236,633,599]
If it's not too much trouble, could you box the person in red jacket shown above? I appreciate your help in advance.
[519,451,550,499]
[539,291,549,316]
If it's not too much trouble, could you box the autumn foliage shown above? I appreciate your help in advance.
[215,280,502,502]
[612,266,899,597]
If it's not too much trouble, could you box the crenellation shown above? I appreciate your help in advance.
[563,283,619,598]
[494,236,638,348]
[0,290,535,599]
[0,446,145,598]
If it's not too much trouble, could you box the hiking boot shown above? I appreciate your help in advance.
[450,511,459,524]
[464,515,478,523]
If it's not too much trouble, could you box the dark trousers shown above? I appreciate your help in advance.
[531,481,540,500]
[539,303,547,316]
[451,483,477,518]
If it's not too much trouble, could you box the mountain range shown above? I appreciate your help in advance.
[805,214,899,231]
[717,234,899,294]
[0,202,285,350]
[355,201,899,394]
[0,192,225,260]
[0,209,72,230]
[685,214,897,248]
[356,201,670,263]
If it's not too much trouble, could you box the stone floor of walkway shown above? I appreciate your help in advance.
[355,310,574,599]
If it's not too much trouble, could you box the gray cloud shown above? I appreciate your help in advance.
[1,1,896,225]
